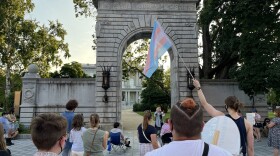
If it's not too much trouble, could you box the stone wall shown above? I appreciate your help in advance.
[19,66,97,126]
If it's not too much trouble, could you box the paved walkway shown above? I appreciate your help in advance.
[9,110,274,155]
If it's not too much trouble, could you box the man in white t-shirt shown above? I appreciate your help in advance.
[110,122,131,147]
[145,98,231,156]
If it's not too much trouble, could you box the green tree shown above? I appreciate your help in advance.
[141,69,170,111]
[267,89,280,107]
[163,68,171,92]
[0,70,22,110]
[122,39,170,97]
[198,0,280,95]
[59,61,88,78]
[122,39,149,80]
[73,0,97,17]
[0,0,70,104]
[50,61,90,78]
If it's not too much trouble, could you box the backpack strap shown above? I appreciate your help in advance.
[202,142,209,156]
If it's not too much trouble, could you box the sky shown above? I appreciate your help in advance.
[25,0,171,71]
[26,0,96,70]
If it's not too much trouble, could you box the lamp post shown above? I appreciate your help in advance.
[187,67,195,97]
[101,65,111,103]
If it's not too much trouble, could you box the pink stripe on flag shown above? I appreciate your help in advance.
[143,20,172,78]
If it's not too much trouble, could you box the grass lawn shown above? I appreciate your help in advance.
[136,110,171,121]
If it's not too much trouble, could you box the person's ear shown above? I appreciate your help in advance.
[202,121,205,129]
[58,137,65,149]
[168,119,173,131]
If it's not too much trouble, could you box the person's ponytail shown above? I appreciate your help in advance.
[142,110,152,131]
[90,114,100,128]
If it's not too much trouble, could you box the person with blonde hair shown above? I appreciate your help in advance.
[82,114,109,156]
[267,108,280,156]
[0,123,11,156]
[31,113,68,156]
[154,106,165,135]
[193,79,254,156]
[137,110,159,156]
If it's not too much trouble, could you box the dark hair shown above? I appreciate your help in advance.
[114,122,120,128]
[72,114,84,131]
[66,99,78,111]
[275,108,280,117]
[164,118,169,123]
[170,98,203,138]
[89,114,100,128]
[142,110,152,131]
[31,113,67,150]
[9,108,14,114]
[225,96,243,112]
[0,123,6,150]
[1,112,7,116]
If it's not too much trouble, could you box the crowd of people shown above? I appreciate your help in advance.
[0,80,279,155]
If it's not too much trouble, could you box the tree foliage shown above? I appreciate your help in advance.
[198,0,280,95]
[122,39,149,80]
[0,69,22,110]
[73,0,97,17]
[50,61,90,78]
[0,0,70,99]
[140,69,171,111]
[267,89,280,106]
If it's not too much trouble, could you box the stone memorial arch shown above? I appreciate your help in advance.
[94,0,199,127]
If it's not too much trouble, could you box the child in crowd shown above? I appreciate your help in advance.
[110,122,131,147]
[160,118,172,144]
[70,114,86,156]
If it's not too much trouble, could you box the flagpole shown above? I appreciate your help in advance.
[176,52,195,80]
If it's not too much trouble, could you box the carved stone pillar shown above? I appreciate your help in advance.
[19,64,40,126]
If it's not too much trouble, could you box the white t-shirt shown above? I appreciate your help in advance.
[145,140,231,156]
[110,128,122,134]
[69,127,87,152]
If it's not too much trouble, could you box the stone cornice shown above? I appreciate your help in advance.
[96,0,198,11]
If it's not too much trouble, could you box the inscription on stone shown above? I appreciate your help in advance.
[134,3,162,10]
[100,1,195,12]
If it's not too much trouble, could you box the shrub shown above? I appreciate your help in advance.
[18,122,30,134]
[133,103,142,112]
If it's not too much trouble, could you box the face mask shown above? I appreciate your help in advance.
[58,136,66,155]
[224,105,228,112]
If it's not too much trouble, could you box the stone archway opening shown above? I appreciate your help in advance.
[120,36,174,111]
[118,30,179,115]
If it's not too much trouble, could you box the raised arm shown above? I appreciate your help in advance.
[193,79,224,117]
[244,119,254,156]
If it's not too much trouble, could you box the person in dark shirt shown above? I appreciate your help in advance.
[137,110,159,156]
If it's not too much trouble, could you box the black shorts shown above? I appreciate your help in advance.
[254,123,262,128]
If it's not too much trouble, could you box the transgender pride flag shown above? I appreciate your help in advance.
[143,20,172,78]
